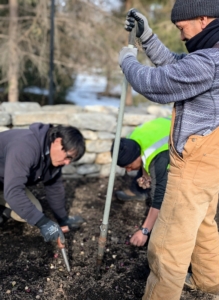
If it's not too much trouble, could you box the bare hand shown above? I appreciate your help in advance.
[137,176,151,189]
[130,230,148,247]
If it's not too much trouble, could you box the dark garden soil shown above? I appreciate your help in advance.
[0,175,218,300]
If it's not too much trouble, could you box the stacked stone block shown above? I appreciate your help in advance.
[0,102,172,178]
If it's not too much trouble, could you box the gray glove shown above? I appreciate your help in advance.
[36,216,65,243]
[125,8,152,43]
[57,215,85,229]
[119,47,138,67]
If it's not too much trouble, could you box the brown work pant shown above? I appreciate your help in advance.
[0,188,42,222]
[143,126,219,299]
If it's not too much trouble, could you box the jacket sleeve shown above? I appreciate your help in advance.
[4,141,44,226]
[149,150,169,210]
[121,50,215,104]
[44,170,67,220]
[142,34,187,67]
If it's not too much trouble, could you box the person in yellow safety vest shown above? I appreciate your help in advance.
[111,117,171,247]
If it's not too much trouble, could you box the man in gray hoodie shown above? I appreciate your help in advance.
[0,123,85,244]
[119,0,219,299]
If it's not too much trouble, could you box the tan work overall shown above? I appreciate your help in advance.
[0,188,42,222]
[143,109,219,299]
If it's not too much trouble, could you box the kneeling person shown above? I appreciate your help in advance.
[0,123,86,244]
[112,117,170,246]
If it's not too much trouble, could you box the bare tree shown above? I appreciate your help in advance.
[8,0,18,102]
[0,0,127,103]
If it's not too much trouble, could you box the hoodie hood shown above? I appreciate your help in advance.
[29,123,51,157]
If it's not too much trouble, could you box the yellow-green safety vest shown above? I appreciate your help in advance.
[128,117,171,174]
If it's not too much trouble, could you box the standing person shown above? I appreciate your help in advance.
[0,123,86,244]
[111,117,170,246]
[118,1,219,299]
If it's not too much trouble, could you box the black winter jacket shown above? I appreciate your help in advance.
[0,123,67,225]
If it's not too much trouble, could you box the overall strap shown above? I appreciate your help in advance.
[169,106,175,147]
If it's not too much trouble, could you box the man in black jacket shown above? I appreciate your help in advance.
[0,123,85,244]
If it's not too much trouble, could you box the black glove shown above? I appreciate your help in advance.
[125,8,152,42]
[57,215,85,230]
[36,215,65,243]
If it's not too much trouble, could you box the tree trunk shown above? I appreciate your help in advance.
[8,0,18,102]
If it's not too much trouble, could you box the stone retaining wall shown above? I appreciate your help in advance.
[0,102,172,178]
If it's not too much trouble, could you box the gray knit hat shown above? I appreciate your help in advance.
[171,0,219,23]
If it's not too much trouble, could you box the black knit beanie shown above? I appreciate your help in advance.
[111,138,141,168]
[171,0,219,23]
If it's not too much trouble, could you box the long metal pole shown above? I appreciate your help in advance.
[49,0,55,105]
[96,27,136,273]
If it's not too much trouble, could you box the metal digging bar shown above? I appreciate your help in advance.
[96,26,136,276]
[58,226,71,272]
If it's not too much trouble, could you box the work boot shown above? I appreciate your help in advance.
[184,273,196,290]
[115,189,147,202]
[0,207,11,226]
[184,272,219,296]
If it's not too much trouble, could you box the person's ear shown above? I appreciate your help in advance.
[53,137,62,146]
[199,16,209,30]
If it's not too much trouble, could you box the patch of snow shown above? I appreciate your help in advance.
[22,73,138,108]
[23,87,49,96]
[66,73,120,107]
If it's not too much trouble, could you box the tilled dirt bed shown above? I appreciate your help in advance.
[0,175,218,300]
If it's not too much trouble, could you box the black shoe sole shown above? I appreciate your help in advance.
[115,191,146,202]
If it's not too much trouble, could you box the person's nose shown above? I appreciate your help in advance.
[64,159,71,165]
[180,31,185,41]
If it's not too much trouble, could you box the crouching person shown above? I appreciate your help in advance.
[111,117,170,246]
[0,123,85,243]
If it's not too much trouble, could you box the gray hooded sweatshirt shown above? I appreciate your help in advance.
[0,123,67,225]
[121,35,219,155]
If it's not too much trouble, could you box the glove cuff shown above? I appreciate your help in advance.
[141,28,153,44]
[35,215,50,228]
[119,48,138,67]
[123,52,136,61]
[141,33,154,44]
